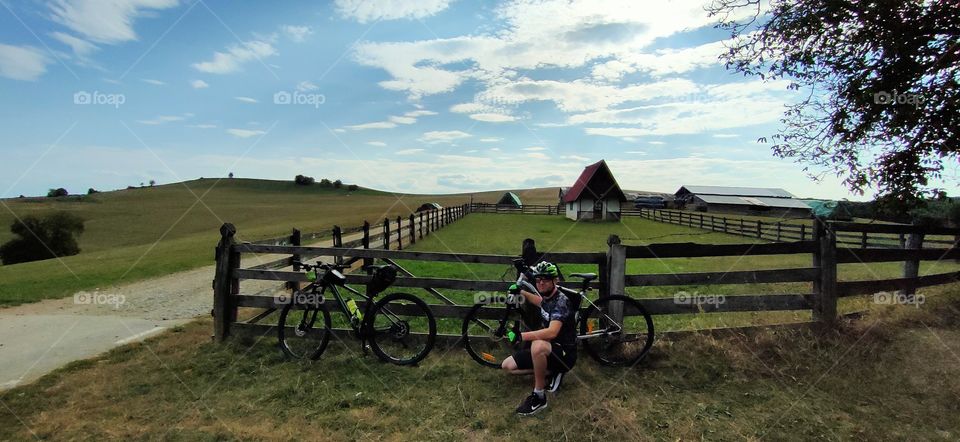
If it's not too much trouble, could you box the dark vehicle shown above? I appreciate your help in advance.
[634,196,666,209]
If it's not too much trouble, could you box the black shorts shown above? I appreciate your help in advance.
[512,342,577,373]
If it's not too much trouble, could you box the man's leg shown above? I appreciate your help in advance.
[530,340,552,390]
[501,356,534,375]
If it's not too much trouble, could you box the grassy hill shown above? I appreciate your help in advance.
[0,179,560,306]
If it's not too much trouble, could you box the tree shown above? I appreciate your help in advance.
[47,188,68,197]
[294,174,315,185]
[333,179,343,189]
[228,172,234,179]
[708,0,959,209]
[319,178,332,187]
[0,212,85,265]
[87,188,99,195]
[348,184,359,191]
[149,179,156,187]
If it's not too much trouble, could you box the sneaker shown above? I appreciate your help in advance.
[546,372,564,393]
[516,392,548,416]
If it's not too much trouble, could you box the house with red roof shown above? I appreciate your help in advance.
[561,160,627,221]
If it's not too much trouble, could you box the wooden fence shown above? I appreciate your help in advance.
[213,217,960,344]
[626,208,959,249]
[468,203,563,215]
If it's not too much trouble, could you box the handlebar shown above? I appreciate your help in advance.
[292,260,347,273]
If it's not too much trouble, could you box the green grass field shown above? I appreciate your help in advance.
[0,179,559,306]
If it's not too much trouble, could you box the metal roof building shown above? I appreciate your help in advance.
[675,185,812,218]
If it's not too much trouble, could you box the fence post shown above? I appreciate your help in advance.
[286,228,301,291]
[699,213,704,229]
[776,222,782,242]
[383,217,390,250]
[409,214,416,244]
[213,223,237,342]
[902,232,924,297]
[332,225,343,266]
[419,212,424,239]
[362,221,372,270]
[396,216,403,250]
[861,231,868,249]
[722,217,728,233]
[800,224,806,241]
[756,220,762,238]
[605,235,626,323]
[812,220,838,327]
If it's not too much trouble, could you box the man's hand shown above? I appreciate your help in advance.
[506,323,523,344]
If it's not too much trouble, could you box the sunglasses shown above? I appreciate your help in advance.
[535,277,556,282]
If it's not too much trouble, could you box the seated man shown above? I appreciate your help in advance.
[501,261,577,416]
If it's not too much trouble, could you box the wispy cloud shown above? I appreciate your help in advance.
[141,78,165,86]
[192,39,276,74]
[235,96,258,103]
[227,128,266,138]
[190,79,209,89]
[334,0,452,23]
[419,130,471,143]
[0,44,50,81]
[396,148,424,155]
[281,25,312,42]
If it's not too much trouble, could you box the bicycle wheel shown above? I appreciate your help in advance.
[366,293,436,365]
[278,302,331,360]
[462,301,525,368]
[579,295,654,367]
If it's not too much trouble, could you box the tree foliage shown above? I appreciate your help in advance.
[47,188,68,197]
[0,212,85,265]
[708,0,959,209]
[294,174,315,186]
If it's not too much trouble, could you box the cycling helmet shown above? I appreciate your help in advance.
[531,261,559,279]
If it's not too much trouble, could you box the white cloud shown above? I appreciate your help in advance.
[562,155,590,162]
[479,78,699,113]
[281,25,312,42]
[526,152,548,159]
[523,146,546,151]
[367,141,387,147]
[141,78,164,85]
[389,115,416,124]
[188,124,217,129]
[419,130,471,143]
[0,44,50,81]
[712,133,740,138]
[395,148,425,155]
[192,39,276,74]
[479,137,502,142]
[469,113,517,122]
[227,128,266,138]
[625,151,647,154]
[50,31,98,58]
[296,80,319,92]
[235,96,258,103]
[404,110,437,117]
[345,121,397,130]
[190,79,209,89]
[49,0,180,44]
[335,0,452,23]
[137,115,184,125]
[648,141,665,145]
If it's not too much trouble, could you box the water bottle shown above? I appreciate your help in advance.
[347,299,363,324]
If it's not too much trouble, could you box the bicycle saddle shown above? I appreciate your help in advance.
[569,273,597,282]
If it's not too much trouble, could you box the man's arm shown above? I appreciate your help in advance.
[519,289,542,307]
[522,320,562,341]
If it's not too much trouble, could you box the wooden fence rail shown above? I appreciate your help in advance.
[212,217,960,343]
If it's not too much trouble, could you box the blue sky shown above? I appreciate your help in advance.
[1,0,955,200]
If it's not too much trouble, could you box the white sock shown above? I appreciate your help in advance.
[533,388,545,399]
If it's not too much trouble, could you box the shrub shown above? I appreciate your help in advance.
[87,188,99,195]
[47,188,68,197]
[348,184,359,191]
[228,172,234,179]
[0,211,85,265]
[333,179,343,189]
[149,180,156,187]
[294,174,315,185]
[319,178,332,187]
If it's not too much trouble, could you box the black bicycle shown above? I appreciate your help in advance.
[278,260,437,365]
[462,259,654,367]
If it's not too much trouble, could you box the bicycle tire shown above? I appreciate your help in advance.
[461,301,525,368]
[366,292,436,365]
[278,302,332,360]
[579,295,654,367]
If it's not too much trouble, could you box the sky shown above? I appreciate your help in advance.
[1,0,955,200]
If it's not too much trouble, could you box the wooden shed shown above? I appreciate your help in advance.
[562,160,627,221]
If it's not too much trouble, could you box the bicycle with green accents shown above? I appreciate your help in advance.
[278,260,437,365]
[461,258,654,368]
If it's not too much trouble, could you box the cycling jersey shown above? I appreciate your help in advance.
[539,290,577,349]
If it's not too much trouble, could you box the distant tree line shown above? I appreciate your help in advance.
[0,212,85,265]
[294,175,358,191]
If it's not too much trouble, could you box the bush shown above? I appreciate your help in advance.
[87,188,99,195]
[319,178,332,187]
[333,179,343,189]
[294,174,315,185]
[0,212,85,265]
[348,184,359,191]
[47,188,68,197]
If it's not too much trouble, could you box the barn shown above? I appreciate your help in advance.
[675,185,812,218]
[497,192,522,207]
[563,160,627,221]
